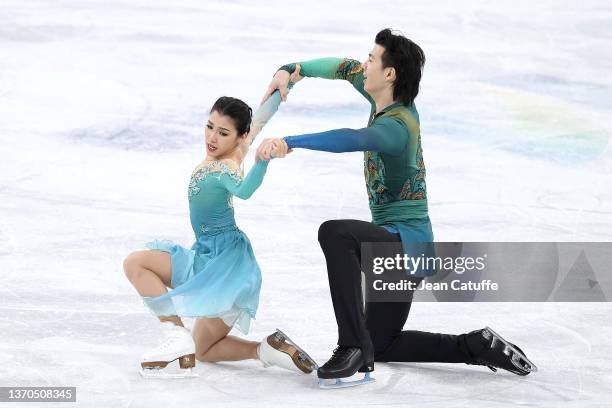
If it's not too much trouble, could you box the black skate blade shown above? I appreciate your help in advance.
[484,326,538,374]
[318,372,375,389]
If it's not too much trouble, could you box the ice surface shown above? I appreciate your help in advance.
[1,1,611,407]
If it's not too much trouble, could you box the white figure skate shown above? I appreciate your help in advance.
[140,322,197,379]
[258,329,318,374]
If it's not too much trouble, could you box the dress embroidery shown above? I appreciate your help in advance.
[199,223,239,235]
[188,161,244,201]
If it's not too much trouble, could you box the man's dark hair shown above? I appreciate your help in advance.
[210,96,253,135]
[374,28,425,106]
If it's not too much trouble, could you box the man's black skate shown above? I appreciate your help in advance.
[317,346,375,389]
[467,326,538,376]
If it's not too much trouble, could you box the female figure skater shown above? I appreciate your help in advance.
[123,75,316,377]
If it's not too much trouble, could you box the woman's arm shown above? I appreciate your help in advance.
[238,82,296,157]
[219,159,270,200]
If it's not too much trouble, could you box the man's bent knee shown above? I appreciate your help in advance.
[318,220,350,243]
[371,331,401,362]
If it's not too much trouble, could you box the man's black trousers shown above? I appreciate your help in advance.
[318,219,476,363]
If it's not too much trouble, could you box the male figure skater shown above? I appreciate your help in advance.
[257,29,537,387]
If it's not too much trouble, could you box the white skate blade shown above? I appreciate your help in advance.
[275,329,319,371]
[484,326,538,373]
[317,372,375,389]
[140,367,198,379]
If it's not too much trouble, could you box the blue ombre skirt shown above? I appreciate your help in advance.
[142,225,261,334]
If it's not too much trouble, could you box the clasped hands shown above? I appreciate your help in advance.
[255,64,303,162]
[256,138,292,162]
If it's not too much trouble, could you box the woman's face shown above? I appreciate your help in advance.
[205,110,243,159]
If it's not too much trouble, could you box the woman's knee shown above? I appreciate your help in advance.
[193,330,206,360]
[195,348,210,362]
[193,335,218,363]
[192,318,229,362]
[195,347,219,363]
[123,251,145,281]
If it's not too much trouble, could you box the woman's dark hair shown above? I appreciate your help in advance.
[210,96,252,136]
[374,28,425,106]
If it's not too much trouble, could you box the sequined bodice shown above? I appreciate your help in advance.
[188,161,243,236]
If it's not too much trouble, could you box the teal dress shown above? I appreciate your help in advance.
[141,89,287,334]
[144,160,269,334]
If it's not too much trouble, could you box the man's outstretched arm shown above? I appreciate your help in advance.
[261,57,372,105]
[256,117,409,160]
[279,58,371,102]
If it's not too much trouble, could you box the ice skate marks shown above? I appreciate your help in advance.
[271,329,318,373]
[483,326,538,374]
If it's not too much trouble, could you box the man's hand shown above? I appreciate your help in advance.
[289,64,303,85]
[260,64,302,105]
[256,138,292,162]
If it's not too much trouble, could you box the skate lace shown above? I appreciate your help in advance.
[323,346,353,368]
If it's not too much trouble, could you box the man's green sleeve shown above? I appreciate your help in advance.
[279,57,372,103]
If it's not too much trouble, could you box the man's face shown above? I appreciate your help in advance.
[362,44,389,94]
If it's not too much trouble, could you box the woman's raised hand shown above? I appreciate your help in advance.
[260,64,302,105]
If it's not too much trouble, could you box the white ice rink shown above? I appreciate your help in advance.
[1,1,612,406]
